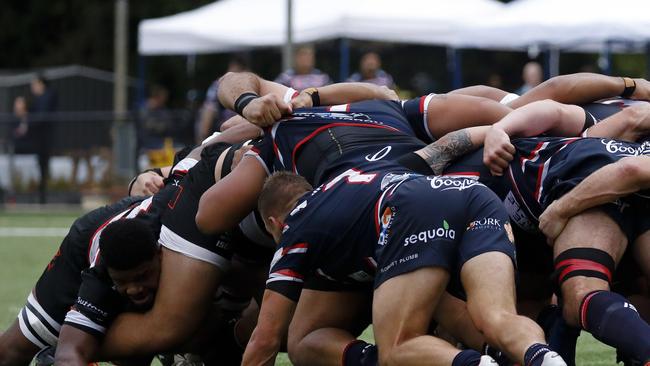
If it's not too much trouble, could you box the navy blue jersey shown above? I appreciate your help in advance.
[582,98,647,126]
[509,137,650,220]
[246,99,426,185]
[266,164,415,301]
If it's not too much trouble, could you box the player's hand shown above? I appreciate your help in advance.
[290,91,313,109]
[130,171,164,196]
[242,94,293,127]
[483,126,515,176]
[376,85,399,101]
[631,78,650,101]
[538,200,569,244]
[232,145,253,171]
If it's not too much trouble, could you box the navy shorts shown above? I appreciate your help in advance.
[374,176,516,289]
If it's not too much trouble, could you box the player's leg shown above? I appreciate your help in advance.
[553,209,650,363]
[0,318,42,366]
[287,288,373,366]
[373,267,472,366]
[461,251,563,365]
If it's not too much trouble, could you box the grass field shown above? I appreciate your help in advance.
[0,209,619,365]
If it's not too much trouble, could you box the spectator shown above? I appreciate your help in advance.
[13,74,57,204]
[516,61,543,95]
[274,45,331,90]
[196,57,248,143]
[139,84,174,150]
[347,51,394,88]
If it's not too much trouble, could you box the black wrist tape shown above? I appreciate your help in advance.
[234,92,259,115]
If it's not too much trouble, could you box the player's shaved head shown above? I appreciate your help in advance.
[258,171,312,221]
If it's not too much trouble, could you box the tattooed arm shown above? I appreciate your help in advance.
[409,126,489,175]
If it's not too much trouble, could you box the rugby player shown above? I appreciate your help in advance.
[404,118,650,365]
[0,190,174,366]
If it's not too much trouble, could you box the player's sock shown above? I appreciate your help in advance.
[343,340,377,366]
[524,343,553,366]
[452,349,483,366]
[537,305,579,366]
[580,290,650,363]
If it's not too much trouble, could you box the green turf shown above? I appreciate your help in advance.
[0,211,620,365]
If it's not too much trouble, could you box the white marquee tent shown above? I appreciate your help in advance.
[456,0,650,52]
[138,0,505,55]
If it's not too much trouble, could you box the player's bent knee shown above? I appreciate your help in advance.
[553,247,615,326]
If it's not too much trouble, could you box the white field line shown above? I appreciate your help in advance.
[0,227,68,237]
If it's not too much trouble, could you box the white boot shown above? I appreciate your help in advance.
[478,355,498,365]
[540,351,568,366]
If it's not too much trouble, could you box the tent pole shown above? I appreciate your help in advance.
[600,41,613,75]
[447,47,462,89]
[137,55,146,109]
[339,38,350,82]
[646,42,650,78]
[549,47,560,77]
[282,0,294,71]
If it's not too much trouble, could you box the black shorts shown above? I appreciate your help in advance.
[21,197,142,348]
[160,143,234,270]
[374,176,516,290]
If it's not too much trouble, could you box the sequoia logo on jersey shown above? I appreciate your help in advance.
[428,176,484,191]
[602,139,650,157]
[403,220,455,246]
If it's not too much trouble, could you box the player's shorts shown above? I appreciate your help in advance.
[373,175,516,290]
[160,142,234,271]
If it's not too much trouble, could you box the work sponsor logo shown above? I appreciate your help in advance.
[428,176,484,191]
[378,206,395,246]
[602,139,650,157]
[466,217,502,231]
[403,220,455,246]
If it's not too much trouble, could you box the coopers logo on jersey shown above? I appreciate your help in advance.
[403,220,455,246]
[428,176,484,191]
[602,139,650,156]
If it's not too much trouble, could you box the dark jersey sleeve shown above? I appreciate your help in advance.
[265,234,318,302]
[401,94,436,143]
[63,267,123,338]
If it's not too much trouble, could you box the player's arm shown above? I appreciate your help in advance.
[55,326,99,365]
[242,289,296,366]
[425,94,512,138]
[483,99,585,176]
[290,82,399,109]
[97,249,220,358]
[448,85,509,102]
[399,126,489,175]
[217,72,293,127]
[196,155,267,234]
[509,73,650,108]
[539,155,650,241]
[585,102,650,142]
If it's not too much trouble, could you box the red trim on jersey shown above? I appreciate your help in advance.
[167,185,184,210]
[273,268,304,280]
[418,96,426,114]
[557,259,613,283]
[374,197,382,235]
[345,104,351,112]
[519,141,545,166]
[533,162,546,203]
[289,122,399,173]
[281,242,309,255]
